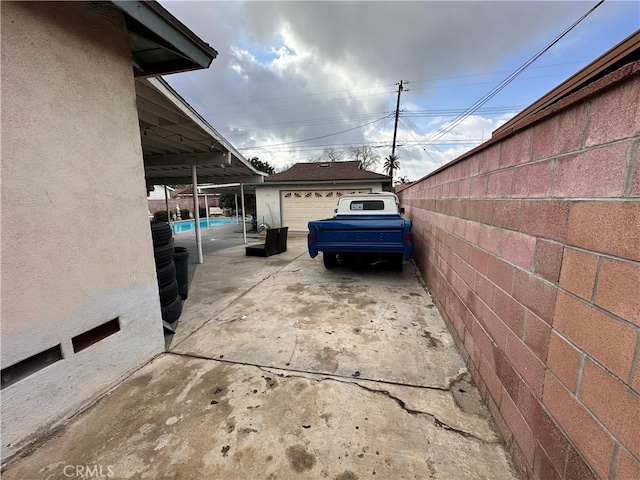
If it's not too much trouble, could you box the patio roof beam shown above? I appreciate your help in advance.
[141,138,187,155]
[137,98,192,127]
[144,174,265,185]
[141,131,210,153]
[144,152,227,167]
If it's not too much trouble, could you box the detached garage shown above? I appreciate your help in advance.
[255,161,391,232]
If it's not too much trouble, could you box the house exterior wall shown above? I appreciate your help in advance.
[1,2,165,460]
[398,64,640,480]
[256,182,384,230]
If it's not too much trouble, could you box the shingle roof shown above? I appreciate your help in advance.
[265,161,390,183]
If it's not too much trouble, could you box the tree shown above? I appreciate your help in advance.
[397,176,411,185]
[348,145,380,170]
[218,192,255,213]
[319,147,344,162]
[218,193,236,210]
[383,153,400,177]
[249,157,275,175]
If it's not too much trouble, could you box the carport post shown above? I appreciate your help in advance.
[163,183,171,230]
[240,183,247,244]
[234,194,239,224]
[204,194,210,229]
[192,165,203,264]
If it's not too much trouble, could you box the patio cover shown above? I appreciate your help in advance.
[138,77,266,262]
[139,77,265,186]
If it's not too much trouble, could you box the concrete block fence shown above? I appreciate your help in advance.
[398,63,639,479]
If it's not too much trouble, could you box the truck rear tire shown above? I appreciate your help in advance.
[392,254,404,272]
[323,252,338,269]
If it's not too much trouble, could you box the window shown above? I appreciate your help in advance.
[350,200,385,211]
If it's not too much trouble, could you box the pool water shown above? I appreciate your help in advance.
[171,217,236,233]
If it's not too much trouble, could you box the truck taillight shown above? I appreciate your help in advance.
[308,233,313,243]
[406,234,412,244]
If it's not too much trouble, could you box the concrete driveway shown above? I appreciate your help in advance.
[4,234,518,480]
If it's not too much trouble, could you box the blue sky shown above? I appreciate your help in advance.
[161,1,639,181]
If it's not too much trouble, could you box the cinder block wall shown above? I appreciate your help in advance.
[398,63,639,480]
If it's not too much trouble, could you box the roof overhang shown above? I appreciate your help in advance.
[111,1,218,77]
[139,77,267,185]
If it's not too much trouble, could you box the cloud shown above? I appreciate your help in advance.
[158,1,624,178]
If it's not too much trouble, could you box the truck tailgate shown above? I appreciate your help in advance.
[309,216,410,254]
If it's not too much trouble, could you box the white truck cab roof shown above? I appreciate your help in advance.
[335,193,403,216]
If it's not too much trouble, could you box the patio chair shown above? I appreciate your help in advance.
[245,228,279,257]
[277,227,288,253]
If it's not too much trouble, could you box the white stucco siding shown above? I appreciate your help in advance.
[1,2,164,458]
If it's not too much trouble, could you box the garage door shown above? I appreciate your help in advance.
[281,189,372,231]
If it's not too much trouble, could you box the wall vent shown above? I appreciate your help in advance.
[1,345,63,390]
[72,318,120,353]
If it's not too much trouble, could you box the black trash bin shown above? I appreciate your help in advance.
[173,247,189,300]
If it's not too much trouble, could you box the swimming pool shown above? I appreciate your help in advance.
[171,217,237,233]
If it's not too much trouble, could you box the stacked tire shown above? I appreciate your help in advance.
[151,221,182,326]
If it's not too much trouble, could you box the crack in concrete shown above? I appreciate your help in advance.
[167,351,451,392]
[164,352,496,445]
[259,367,498,445]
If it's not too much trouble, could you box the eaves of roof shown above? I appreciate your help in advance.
[110,1,217,77]
[258,178,390,187]
[264,161,391,183]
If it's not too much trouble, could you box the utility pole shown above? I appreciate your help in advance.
[390,80,405,183]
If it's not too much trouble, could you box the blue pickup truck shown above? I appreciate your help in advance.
[307,193,413,271]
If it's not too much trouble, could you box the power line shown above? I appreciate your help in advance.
[204,82,397,107]
[221,112,389,133]
[407,59,592,85]
[195,60,590,110]
[220,106,519,134]
[201,90,397,116]
[364,116,394,140]
[236,114,392,150]
[419,0,605,148]
[241,139,486,156]
[396,117,423,178]
[406,73,573,94]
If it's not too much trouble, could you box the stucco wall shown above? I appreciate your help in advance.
[398,64,640,480]
[1,2,165,460]
[256,182,384,228]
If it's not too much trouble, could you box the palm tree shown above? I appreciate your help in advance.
[383,153,400,177]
